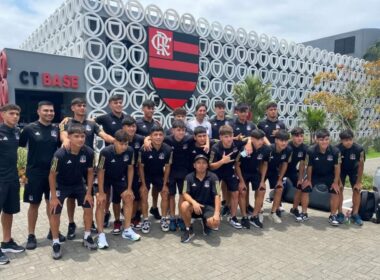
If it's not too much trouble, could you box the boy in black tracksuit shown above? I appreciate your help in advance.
[236,129,270,228]
[306,129,341,226]
[49,124,97,260]
[336,129,365,226]
[266,130,292,224]
[286,127,309,222]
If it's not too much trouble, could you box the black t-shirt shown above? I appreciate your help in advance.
[184,171,220,207]
[136,118,160,137]
[209,117,233,140]
[138,143,172,178]
[188,139,218,168]
[257,118,286,144]
[97,145,134,182]
[286,142,308,174]
[61,119,102,149]
[232,119,257,137]
[19,121,60,176]
[128,134,145,168]
[307,144,340,179]
[0,124,20,182]
[209,141,241,179]
[95,112,128,139]
[164,135,194,177]
[51,146,95,186]
[336,143,365,173]
[267,144,292,175]
[237,144,271,176]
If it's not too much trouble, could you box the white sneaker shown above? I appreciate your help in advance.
[259,211,264,224]
[97,233,109,249]
[141,220,151,234]
[270,213,282,224]
[122,227,141,241]
[161,218,169,232]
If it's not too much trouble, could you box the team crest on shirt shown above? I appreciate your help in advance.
[350,153,356,160]
[276,124,280,129]
[85,124,91,132]
[159,152,165,160]
[327,155,333,161]
[281,154,286,160]
[15,132,19,140]
[233,148,238,153]
[51,130,57,137]
[247,125,251,131]
[80,155,87,163]
[123,154,129,162]
[134,142,140,149]
[192,150,196,154]
[204,180,210,188]
[112,121,116,125]
[297,152,304,158]
[257,154,263,160]
[183,144,188,150]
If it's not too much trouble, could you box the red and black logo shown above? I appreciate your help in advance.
[148,27,199,110]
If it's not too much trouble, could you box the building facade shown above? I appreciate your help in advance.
[0,0,377,140]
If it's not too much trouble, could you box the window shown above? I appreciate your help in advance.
[334,36,355,54]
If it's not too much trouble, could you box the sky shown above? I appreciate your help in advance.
[0,0,379,49]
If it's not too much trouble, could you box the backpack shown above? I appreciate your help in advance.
[359,190,380,221]
[373,187,380,223]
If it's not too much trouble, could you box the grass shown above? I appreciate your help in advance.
[367,147,380,159]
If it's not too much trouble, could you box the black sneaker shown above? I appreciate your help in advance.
[221,205,231,216]
[1,239,25,253]
[83,236,97,250]
[47,231,66,243]
[290,208,302,222]
[276,209,282,218]
[241,217,251,229]
[247,205,254,215]
[91,221,97,233]
[0,249,9,265]
[181,228,194,243]
[103,211,111,228]
[67,222,77,240]
[249,216,263,228]
[52,243,62,260]
[149,207,162,220]
[200,218,211,236]
[26,234,37,250]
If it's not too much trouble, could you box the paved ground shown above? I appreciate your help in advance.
[364,158,380,177]
[1,188,380,280]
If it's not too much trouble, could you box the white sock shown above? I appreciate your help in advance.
[52,238,59,245]
[98,232,105,238]
[84,231,91,239]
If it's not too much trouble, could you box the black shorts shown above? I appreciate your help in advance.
[220,174,239,192]
[341,171,358,188]
[0,180,20,214]
[132,173,141,201]
[266,173,282,190]
[191,205,215,220]
[313,176,335,194]
[286,172,298,188]
[243,174,262,191]
[53,184,91,215]
[144,176,164,192]
[24,175,50,204]
[169,176,185,196]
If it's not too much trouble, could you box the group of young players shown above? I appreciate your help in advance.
[0,96,365,264]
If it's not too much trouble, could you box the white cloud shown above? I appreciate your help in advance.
[1,0,379,49]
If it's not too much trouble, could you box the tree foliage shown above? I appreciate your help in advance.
[233,75,272,123]
[299,107,326,143]
[363,41,380,62]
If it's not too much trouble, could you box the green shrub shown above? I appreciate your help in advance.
[346,174,373,190]
[373,137,380,152]
[356,137,372,154]
[17,147,27,171]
